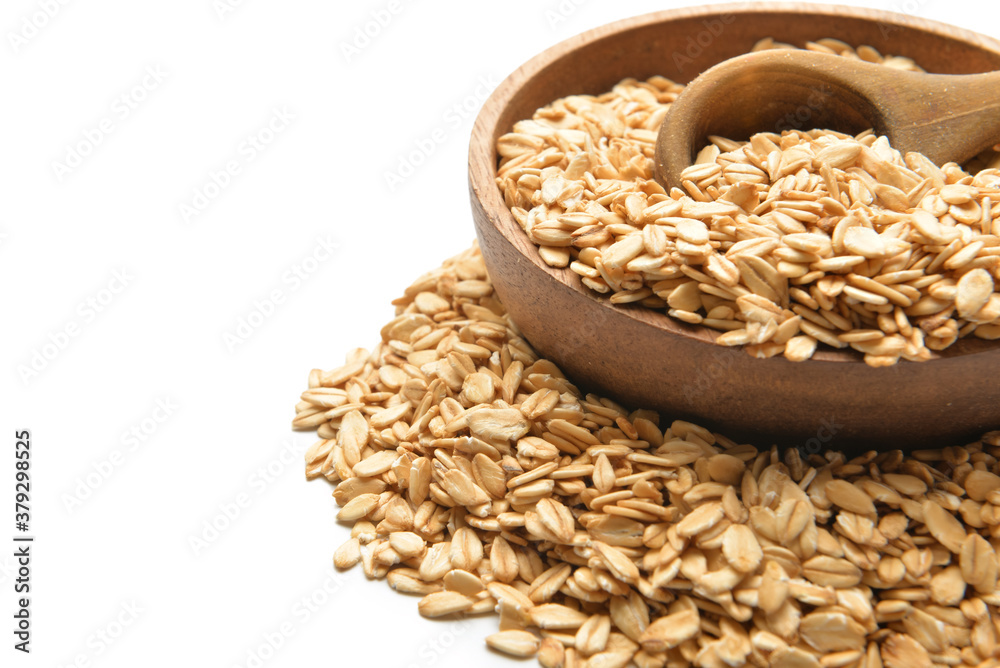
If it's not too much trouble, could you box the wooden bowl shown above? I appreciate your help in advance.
[468,3,1000,451]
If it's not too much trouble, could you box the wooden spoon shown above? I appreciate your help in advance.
[469,5,1000,450]
[656,49,1000,189]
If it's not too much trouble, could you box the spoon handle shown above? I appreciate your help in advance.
[655,50,1000,189]
[876,69,1000,165]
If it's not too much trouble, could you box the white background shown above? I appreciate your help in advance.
[2,1,998,666]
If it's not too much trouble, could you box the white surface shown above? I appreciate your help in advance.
[2,1,998,666]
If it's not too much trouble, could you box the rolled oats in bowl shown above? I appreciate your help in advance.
[299,12,1000,667]
[496,39,1000,367]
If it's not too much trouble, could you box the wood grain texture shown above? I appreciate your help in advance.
[468,3,1000,450]
[656,49,1000,188]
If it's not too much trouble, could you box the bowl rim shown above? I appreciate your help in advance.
[468,1,1000,365]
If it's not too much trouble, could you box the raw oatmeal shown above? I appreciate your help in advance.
[298,244,1000,667]
[495,38,1000,366]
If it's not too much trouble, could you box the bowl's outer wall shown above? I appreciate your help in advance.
[470,4,1000,450]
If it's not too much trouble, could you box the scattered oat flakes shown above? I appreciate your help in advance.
[301,243,1000,668]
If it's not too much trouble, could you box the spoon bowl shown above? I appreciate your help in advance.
[657,49,1000,190]
[468,3,1000,450]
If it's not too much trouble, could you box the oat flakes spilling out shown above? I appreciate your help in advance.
[496,38,1000,366]
[296,244,1000,668]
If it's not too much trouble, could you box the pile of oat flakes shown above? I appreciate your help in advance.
[297,245,1000,668]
